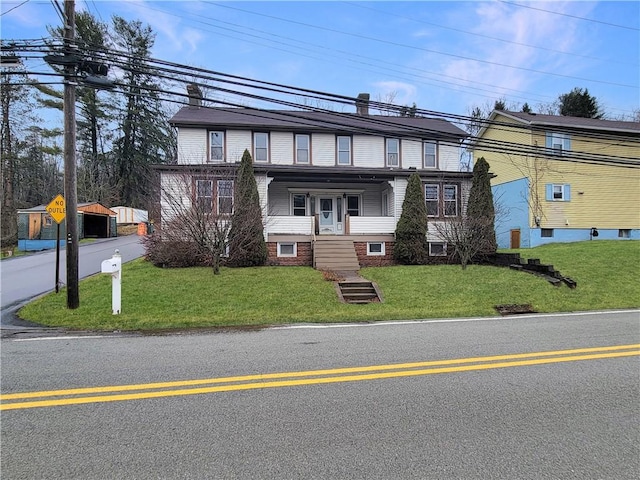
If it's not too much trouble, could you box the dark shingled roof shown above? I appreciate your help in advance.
[170,106,468,139]
[496,110,640,134]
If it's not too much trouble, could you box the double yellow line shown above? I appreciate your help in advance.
[2,344,638,411]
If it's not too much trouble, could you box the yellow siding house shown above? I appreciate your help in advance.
[472,111,639,248]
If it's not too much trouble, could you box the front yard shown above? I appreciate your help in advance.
[18,240,640,331]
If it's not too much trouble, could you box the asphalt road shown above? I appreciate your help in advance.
[0,235,144,318]
[1,310,638,479]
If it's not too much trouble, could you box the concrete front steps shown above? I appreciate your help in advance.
[337,280,381,304]
[313,237,360,271]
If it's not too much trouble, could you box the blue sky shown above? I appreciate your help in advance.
[2,1,639,119]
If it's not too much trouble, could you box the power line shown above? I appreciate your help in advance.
[343,1,638,67]
[4,39,639,169]
[0,0,30,17]
[204,1,637,89]
[500,1,640,31]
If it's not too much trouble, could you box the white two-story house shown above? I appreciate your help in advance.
[156,91,471,269]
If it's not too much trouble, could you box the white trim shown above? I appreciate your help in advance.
[277,242,297,257]
[429,242,447,256]
[367,241,386,256]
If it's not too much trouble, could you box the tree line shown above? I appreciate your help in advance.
[1,12,176,247]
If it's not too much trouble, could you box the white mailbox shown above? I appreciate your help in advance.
[101,250,122,315]
[101,258,121,274]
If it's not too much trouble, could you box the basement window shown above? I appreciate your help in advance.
[619,229,631,238]
[367,242,385,256]
[429,242,446,256]
[541,228,554,238]
[277,242,297,257]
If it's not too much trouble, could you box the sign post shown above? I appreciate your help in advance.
[46,194,66,293]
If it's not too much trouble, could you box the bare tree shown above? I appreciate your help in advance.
[148,163,270,274]
[149,167,236,274]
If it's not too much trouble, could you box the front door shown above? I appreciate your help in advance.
[319,197,335,234]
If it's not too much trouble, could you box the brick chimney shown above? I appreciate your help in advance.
[356,93,370,116]
[187,84,202,107]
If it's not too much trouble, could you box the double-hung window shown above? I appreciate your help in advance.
[546,132,571,155]
[196,179,214,213]
[295,134,310,164]
[425,184,439,217]
[545,183,571,202]
[424,141,437,168]
[217,180,234,214]
[254,132,269,163]
[292,194,307,216]
[444,185,458,217]
[425,183,459,217]
[210,131,224,162]
[346,195,360,216]
[337,136,351,165]
[386,138,399,167]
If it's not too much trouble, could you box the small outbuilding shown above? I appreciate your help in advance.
[111,206,148,225]
[17,202,117,251]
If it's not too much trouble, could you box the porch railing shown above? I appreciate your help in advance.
[348,216,396,234]
[267,215,397,236]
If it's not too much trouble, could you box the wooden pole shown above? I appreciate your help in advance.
[63,0,79,308]
[55,222,60,293]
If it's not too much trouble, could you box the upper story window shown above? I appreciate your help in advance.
[424,141,437,168]
[210,131,224,162]
[295,134,310,164]
[425,183,459,217]
[217,180,234,214]
[254,132,269,163]
[386,138,399,167]
[546,132,571,155]
[337,136,351,165]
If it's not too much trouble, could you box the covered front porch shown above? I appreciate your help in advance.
[261,173,401,238]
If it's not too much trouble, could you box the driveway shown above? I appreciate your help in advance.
[1,235,145,330]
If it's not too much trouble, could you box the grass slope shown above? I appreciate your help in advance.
[18,240,639,331]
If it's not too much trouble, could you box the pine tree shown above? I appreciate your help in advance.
[558,87,603,118]
[394,172,429,264]
[228,150,267,267]
[466,157,497,257]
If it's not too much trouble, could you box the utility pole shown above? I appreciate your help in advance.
[63,0,79,309]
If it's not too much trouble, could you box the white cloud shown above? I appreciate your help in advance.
[430,1,597,108]
[372,81,417,106]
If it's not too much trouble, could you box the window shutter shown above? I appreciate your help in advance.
[563,135,571,151]
[564,184,571,201]
[545,133,552,149]
[545,184,553,201]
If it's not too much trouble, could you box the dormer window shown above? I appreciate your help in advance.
[209,131,224,162]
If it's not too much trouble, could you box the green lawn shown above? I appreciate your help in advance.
[18,240,640,331]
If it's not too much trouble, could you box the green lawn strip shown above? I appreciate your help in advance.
[17,240,640,331]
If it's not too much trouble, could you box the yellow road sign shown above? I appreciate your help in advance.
[46,194,66,224]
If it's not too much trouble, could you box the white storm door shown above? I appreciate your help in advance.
[319,197,335,233]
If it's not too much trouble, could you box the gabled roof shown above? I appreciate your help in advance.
[170,106,468,140]
[489,110,640,135]
[18,202,116,216]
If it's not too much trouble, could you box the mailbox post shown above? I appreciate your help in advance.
[101,249,122,314]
